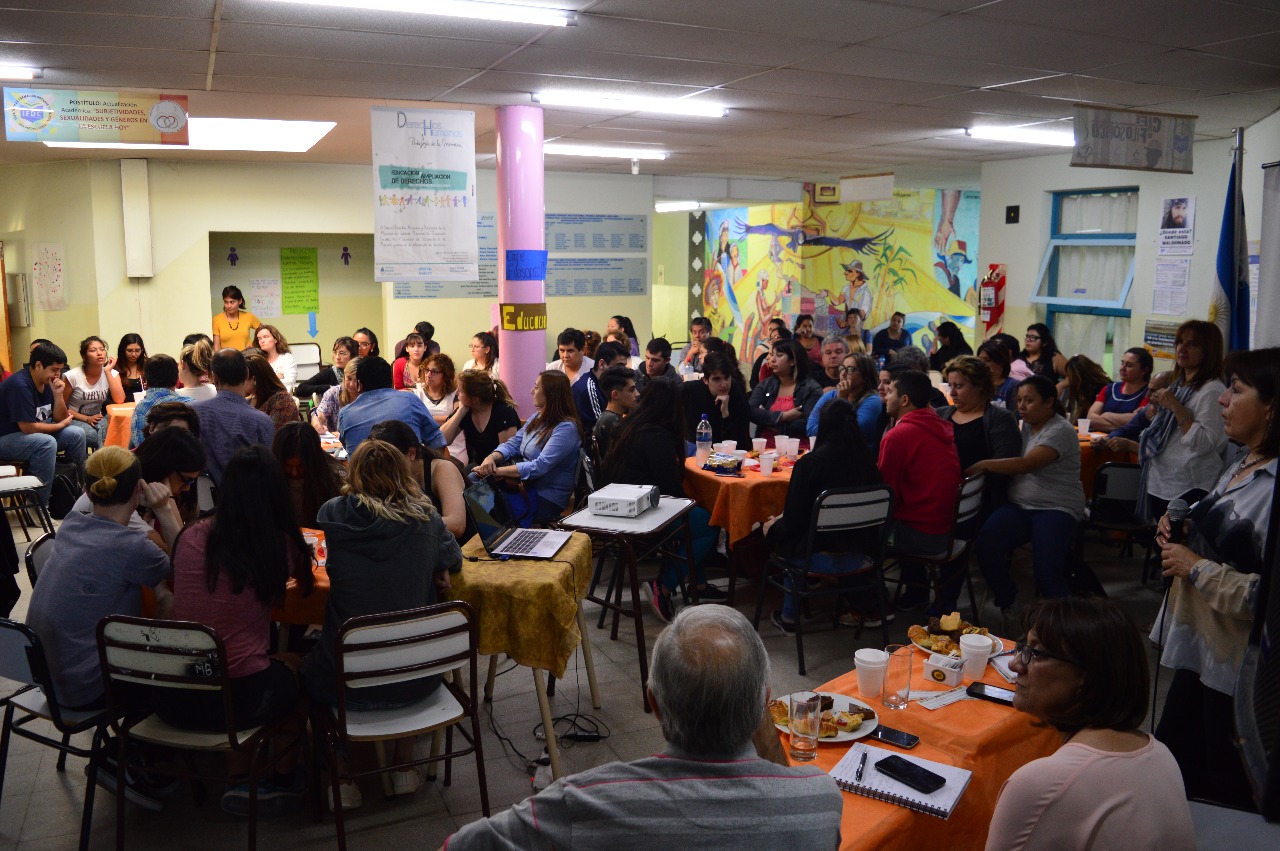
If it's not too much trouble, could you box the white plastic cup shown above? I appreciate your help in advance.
[759,454,775,476]
[721,440,737,452]
[959,634,992,681]
[752,437,767,454]
[1077,418,1090,437]
[855,648,889,699]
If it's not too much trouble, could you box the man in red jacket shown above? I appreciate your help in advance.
[878,369,961,611]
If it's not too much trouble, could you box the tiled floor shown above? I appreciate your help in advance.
[0,522,1190,849]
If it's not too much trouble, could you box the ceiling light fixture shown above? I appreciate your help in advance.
[0,64,41,80]
[966,125,1075,147]
[263,0,577,27]
[654,201,701,213]
[544,143,667,160]
[43,118,336,153]
[533,92,725,118]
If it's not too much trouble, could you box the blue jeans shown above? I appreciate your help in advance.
[975,504,1078,609]
[0,426,88,505]
[67,417,106,450]
[781,552,872,621]
[657,506,719,592]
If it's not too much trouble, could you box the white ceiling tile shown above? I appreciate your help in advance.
[1088,50,1280,92]
[0,8,212,51]
[969,0,1280,50]
[866,14,1167,73]
[1194,32,1280,69]
[37,70,208,91]
[16,1,217,13]
[923,89,1075,120]
[214,54,478,88]
[708,89,876,118]
[495,46,762,87]
[584,0,942,42]
[791,45,1050,88]
[215,23,519,68]
[722,68,970,103]
[220,0,544,44]
[992,75,1208,107]
[0,44,206,75]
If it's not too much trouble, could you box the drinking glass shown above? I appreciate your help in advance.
[882,644,913,710]
[788,691,821,761]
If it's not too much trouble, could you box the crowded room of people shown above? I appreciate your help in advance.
[3,2,1280,849]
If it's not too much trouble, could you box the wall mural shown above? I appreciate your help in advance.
[696,187,980,367]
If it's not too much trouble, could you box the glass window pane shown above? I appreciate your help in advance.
[1057,192,1138,235]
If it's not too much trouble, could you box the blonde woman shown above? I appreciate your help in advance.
[311,357,359,434]
[178,338,217,401]
[255,324,297,391]
[302,439,462,809]
[26,447,180,710]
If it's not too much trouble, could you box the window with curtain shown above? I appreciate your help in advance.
[1033,188,1138,366]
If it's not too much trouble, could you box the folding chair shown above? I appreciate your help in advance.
[752,485,894,676]
[97,616,307,851]
[0,474,54,543]
[24,531,55,587]
[312,601,488,851]
[0,618,113,851]
[1077,462,1157,582]
[886,473,986,625]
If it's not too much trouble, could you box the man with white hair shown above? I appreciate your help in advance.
[441,606,842,849]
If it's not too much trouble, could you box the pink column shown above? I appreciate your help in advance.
[495,105,546,420]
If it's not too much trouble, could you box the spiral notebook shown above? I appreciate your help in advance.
[830,743,972,819]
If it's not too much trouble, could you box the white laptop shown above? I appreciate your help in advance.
[463,479,571,560]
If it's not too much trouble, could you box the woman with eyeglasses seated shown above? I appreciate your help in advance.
[417,353,467,463]
[985,597,1194,850]
[806,351,883,454]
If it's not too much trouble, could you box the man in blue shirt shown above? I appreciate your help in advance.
[129,354,190,448]
[571,341,629,432]
[0,341,88,505]
[339,357,446,454]
[192,349,275,484]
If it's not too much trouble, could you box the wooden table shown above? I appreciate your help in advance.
[782,639,1059,850]
[104,402,136,449]
[682,457,792,546]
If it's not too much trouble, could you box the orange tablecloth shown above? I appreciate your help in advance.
[783,638,1059,851]
[273,529,329,626]
[105,402,136,449]
[683,457,792,545]
[1079,436,1137,500]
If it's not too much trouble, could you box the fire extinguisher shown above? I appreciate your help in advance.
[980,264,1006,337]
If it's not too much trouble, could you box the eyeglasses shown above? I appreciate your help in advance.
[425,368,443,375]
[179,473,201,487]
[1024,335,1041,341]
[1014,641,1078,667]
[838,366,859,375]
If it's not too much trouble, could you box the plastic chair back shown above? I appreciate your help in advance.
[25,532,55,586]
[338,606,472,693]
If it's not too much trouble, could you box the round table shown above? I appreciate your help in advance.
[104,403,136,448]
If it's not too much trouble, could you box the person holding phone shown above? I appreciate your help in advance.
[985,597,1193,850]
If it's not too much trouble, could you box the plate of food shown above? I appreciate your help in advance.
[908,611,1003,658]
[770,692,879,743]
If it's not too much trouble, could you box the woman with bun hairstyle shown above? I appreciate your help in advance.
[179,337,217,401]
[26,447,180,709]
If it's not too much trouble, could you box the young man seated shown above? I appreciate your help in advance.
[0,340,88,504]
[573,341,629,431]
[636,337,681,394]
[593,365,640,458]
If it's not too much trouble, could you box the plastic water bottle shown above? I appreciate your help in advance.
[695,414,713,464]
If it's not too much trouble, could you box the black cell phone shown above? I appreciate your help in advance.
[874,754,946,794]
[869,725,920,749]
[967,682,1015,706]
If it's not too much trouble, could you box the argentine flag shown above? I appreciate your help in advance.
[1210,165,1249,351]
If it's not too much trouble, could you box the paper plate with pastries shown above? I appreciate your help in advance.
[908,612,1004,658]
[770,692,879,743]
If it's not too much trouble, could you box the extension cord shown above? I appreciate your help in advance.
[531,748,553,792]
[534,730,601,742]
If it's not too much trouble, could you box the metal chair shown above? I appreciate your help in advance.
[1077,462,1157,582]
[0,618,113,851]
[752,485,894,676]
[0,474,54,543]
[886,473,986,625]
[24,531,55,587]
[312,602,488,851]
[96,616,307,851]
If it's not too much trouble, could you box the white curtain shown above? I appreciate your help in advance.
[1050,192,1138,362]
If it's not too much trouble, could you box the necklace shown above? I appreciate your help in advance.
[224,312,239,330]
[1235,452,1273,478]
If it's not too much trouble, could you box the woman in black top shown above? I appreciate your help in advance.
[1019,322,1067,382]
[296,336,357,399]
[681,352,750,447]
[763,399,882,632]
[603,380,721,622]
[928,321,974,372]
[441,370,520,471]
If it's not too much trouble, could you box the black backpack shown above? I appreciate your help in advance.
[47,458,83,521]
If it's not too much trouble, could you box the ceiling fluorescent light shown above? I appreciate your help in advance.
[544,143,667,160]
[655,201,700,213]
[43,118,336,152]
[0,65,40,80]
[533,92,724,118]
[264,0,576,26]
[967,125,1074,146]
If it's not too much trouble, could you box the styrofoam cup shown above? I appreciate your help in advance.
[959,633,992,680]
[759,454,774,476]
[1077,419,1090,437]
[752,437,767,453]
[855,648,889,699]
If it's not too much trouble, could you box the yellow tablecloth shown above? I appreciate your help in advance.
[451,533,593,679]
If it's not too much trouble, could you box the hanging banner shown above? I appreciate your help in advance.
[370,107,477,282]
[1070,104,1195,174]
[3,87,188,144]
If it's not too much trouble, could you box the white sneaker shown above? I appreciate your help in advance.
[392,768,423,796]
[326,781,363,812]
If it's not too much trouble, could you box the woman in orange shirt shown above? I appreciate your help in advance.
[212,285,259,350]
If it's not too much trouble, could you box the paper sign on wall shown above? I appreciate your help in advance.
[32,242,66,311]
[249,278,282,318]
[280,248,319,314]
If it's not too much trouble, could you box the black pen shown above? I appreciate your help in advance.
[855,750,867,783]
